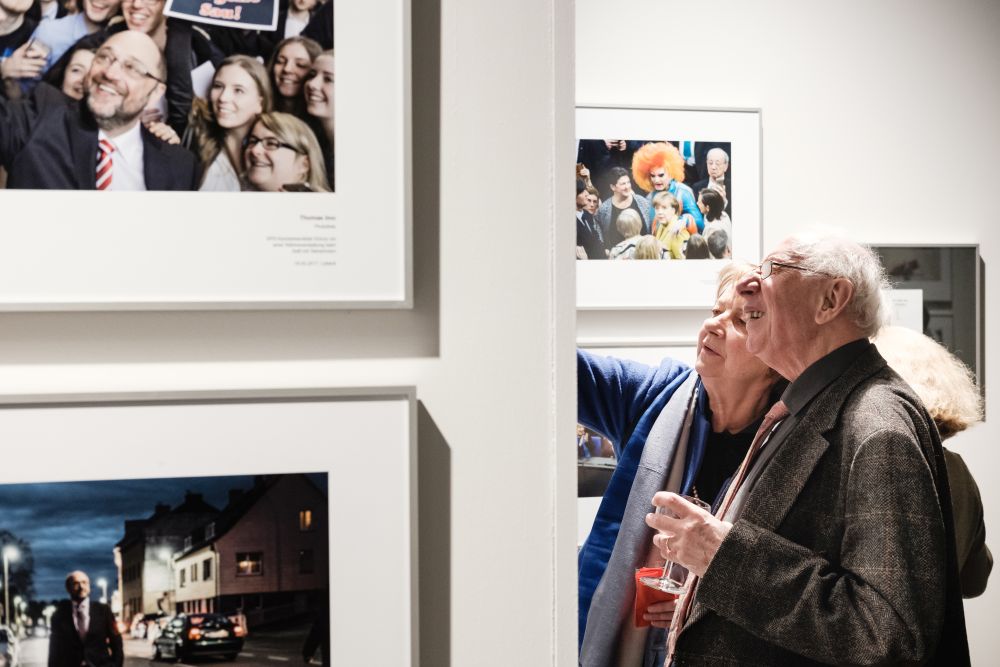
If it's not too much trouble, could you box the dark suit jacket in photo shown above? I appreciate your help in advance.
[576,212,605,260]
[48,599,124,667]
[0,83,199,191]
[692,176,732,216]
[675,344,970,665]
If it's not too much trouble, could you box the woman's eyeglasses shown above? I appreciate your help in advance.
[245,135,303,153]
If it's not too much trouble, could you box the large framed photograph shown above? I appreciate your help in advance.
[0,0,410,310]
[575,106,761,309]
[0,387,417,665]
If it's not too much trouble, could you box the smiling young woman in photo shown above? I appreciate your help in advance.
[302,49,333,190]
[59,47,94,99]
[41,39,97,100]
[268,35,320,118]
[122,0,166,48]
[185,55,271,191]
[243,111,329,192]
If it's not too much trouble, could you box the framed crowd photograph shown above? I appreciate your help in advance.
[0,0,411,310]
[0,387,417,665]
[575,106,762,310]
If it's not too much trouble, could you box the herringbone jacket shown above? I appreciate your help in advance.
[674,345,969,665]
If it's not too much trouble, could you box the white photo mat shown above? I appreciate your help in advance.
[576,106,762,310]
[0,0,411,311]
[0,387,418,666]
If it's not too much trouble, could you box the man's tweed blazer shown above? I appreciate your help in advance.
[674,344,969,665]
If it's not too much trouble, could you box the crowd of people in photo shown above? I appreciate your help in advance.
[0,0,334,191]
[575,139,732,261]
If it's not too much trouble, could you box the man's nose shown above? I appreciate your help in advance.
[736,273,759,296]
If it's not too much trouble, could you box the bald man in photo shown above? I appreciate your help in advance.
[0,30,198,190]
[48,570,123,667]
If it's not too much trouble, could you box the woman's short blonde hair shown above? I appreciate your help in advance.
[634,235,662,260]
[616,209,643,237]
[873,325,983,439]
[715,260,755,300]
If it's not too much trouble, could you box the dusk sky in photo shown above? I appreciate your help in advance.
[0,474,327,601]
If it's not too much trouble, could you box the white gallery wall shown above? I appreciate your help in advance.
[577,0,1000,661]
[0,0,576,665]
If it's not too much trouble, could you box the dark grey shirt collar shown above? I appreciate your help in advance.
[780,338,872,417]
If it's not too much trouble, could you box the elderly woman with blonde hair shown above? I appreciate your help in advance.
[578,261,784,665]
[873,325,992,598]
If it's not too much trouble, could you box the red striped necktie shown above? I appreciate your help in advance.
[96,139,115,190]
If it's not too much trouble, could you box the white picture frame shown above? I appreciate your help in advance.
[0,0,411,311]
[0,387,418,666]
[575,105,762,310]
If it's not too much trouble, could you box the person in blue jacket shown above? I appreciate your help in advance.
[577,262,784,667]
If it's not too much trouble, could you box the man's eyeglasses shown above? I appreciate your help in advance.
[93,49,164,84]
[245,135,303,154]
[757,259,829,280]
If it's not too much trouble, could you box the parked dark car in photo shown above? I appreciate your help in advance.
[152,614,245,662]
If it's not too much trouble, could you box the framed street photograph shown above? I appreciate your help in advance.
[0,387,417,666]
[0,0,411,310]
[575,106,761,309]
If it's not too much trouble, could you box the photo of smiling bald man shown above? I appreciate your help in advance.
[0,30,200,190]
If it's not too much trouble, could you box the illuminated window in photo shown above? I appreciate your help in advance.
[236,552,263,576]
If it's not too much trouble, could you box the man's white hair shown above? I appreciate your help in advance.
[707,147,729,164]
[783,231,890,337]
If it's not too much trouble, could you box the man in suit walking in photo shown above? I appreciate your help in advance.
[646,232,970,665]
[0,29,198,190]
[48,570,124,667]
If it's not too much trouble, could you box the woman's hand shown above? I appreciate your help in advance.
[144,120,181,145]
[1,42,46,79]
[643,598,677,629]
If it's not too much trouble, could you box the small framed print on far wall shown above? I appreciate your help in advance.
[575,106,762,310]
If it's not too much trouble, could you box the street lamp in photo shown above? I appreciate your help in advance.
[2,546,19,627]
[97,578,108,604]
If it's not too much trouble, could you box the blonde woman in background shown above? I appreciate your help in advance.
[244,112,330,192]
[608,209,644,260]
[633,235,667,260]
[873,325,992,598]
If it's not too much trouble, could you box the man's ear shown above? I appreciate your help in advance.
[147,81,166,108]
[815,277,854,325]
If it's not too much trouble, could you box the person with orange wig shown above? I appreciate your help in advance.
[631,142,704,233]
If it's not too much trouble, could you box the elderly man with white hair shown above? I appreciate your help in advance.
[692,147,730,215]
[645,233,970,665]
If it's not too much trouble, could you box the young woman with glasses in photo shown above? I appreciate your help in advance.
[243,111,329,192]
